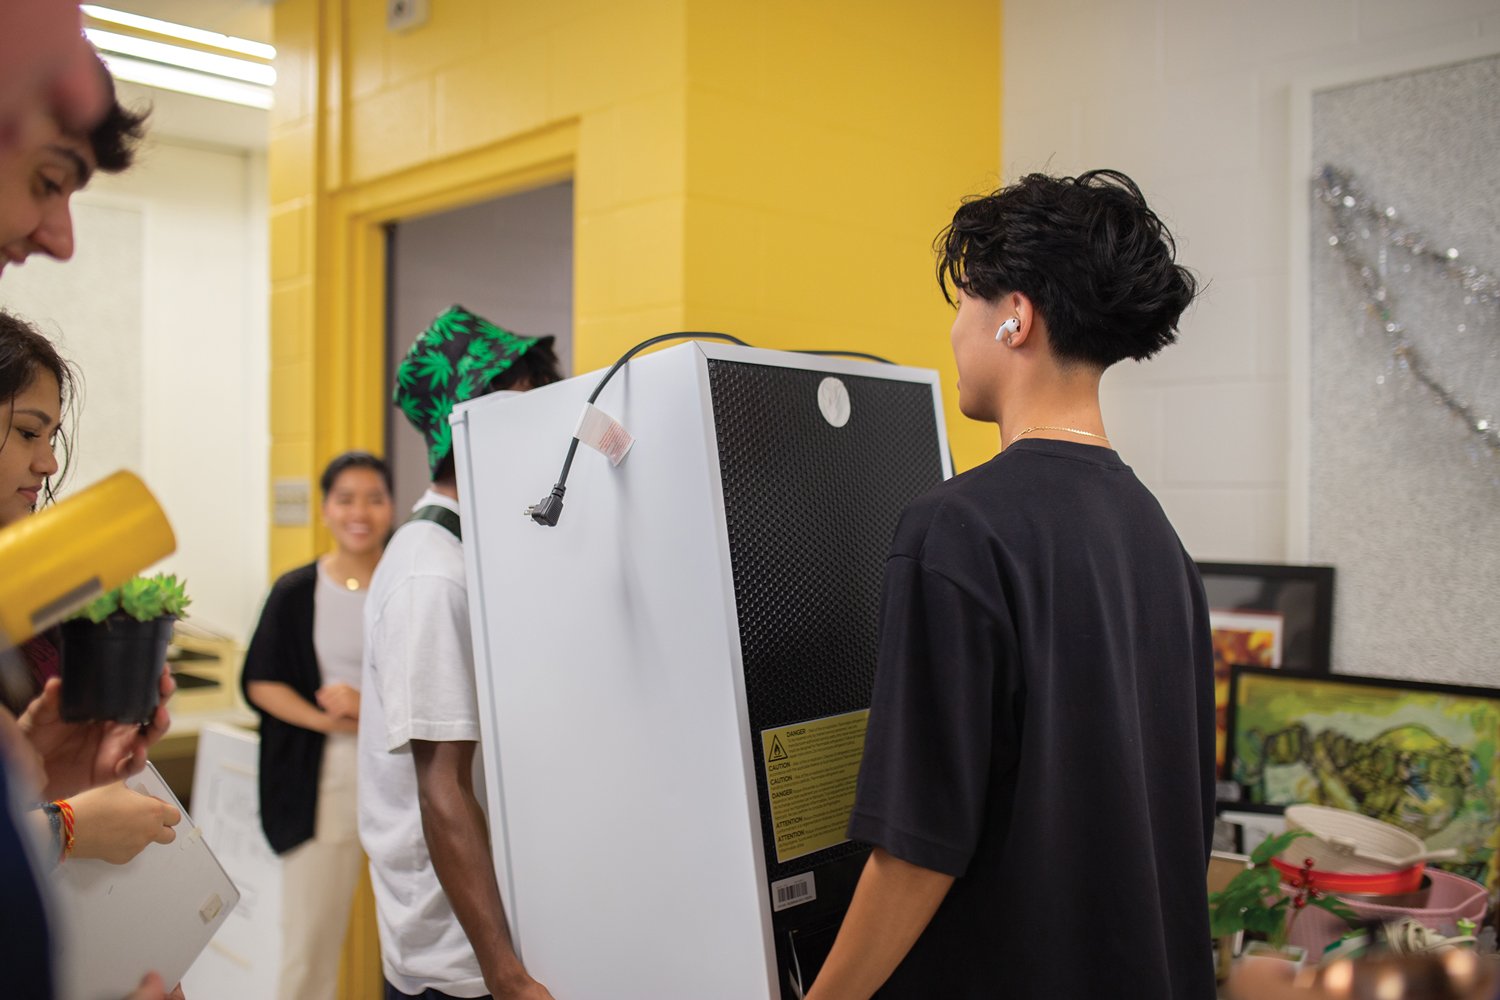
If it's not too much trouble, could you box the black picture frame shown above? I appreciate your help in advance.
[1196,562,1334,674]
[1226,664,1500,890]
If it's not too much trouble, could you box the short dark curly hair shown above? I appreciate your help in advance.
[935,170,1198,368]
[88,60,149,174]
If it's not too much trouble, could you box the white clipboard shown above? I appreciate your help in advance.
[52,762,241,1000]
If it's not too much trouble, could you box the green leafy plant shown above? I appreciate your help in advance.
[70,573,191,624]
[1209,829,1360,951]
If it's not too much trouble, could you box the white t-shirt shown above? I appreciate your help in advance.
[358,489,487,997]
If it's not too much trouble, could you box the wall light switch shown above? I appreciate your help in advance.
[273,477,310,526]
[387,0,429,32]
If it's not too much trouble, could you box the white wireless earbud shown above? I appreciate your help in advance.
[996,317,1020,341]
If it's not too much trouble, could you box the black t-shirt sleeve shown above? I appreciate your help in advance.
[847,553,1015,878]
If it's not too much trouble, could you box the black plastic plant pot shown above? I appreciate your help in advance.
[59,614,174,724]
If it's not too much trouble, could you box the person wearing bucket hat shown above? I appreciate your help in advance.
[392,305,560,482]
[361,306,560,1000]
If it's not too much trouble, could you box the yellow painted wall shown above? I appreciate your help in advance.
[272,0,1000,578]
[680,3,1001,471]
[270,0,695,576]
[272,3,998,993]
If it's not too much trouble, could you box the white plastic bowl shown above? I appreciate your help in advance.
[1281,804,1433,875]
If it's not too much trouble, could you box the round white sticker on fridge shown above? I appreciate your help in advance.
[817,377,850,428]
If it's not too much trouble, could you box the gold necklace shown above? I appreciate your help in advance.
[1010,425,1111,446]
[324,554,363,591]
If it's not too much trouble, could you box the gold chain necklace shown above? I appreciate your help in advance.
[1010,425,1111,446]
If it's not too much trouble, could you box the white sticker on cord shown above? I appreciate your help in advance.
[574,403,634,466]
[770,871,816,911]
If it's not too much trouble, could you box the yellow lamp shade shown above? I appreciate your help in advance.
[0,471,175,644]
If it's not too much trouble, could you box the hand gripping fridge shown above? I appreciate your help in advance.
[450,339,951,999]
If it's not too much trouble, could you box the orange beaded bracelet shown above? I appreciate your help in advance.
[55,799,75,862]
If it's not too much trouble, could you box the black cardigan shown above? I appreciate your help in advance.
[241,562,325,854]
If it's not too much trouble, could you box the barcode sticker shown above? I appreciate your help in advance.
[770,872,816,912]
[573,403,634,466]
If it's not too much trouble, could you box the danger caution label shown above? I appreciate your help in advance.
[760,709,870,864]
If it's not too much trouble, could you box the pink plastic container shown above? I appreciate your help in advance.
[1286,868,1489,956]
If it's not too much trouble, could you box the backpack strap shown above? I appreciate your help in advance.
[407,505,462,542]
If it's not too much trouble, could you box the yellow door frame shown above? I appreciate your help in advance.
[316,123,577,1000]
[316,120,579,490]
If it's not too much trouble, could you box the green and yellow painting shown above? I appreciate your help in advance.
[1231,667,1500,896]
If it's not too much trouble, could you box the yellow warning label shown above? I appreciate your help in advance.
[761,709,869,863]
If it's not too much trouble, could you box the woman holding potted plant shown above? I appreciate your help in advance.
[0,306,80,715]
[0,311,181,868]
[242,450,393,1000]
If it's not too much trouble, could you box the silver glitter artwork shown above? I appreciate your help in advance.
[1314,165,1499,454]
[1308,54,1499,687]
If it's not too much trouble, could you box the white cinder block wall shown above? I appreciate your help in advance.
[0,84,270,641]
[1002,0,1500,560]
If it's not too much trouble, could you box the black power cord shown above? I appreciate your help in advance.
[797,349,896,365]
[525,334,908,527]
[525,333,749,525]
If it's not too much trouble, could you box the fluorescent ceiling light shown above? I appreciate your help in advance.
[100,53,273,110]
[81,5,276,60]
[87,29,275,86]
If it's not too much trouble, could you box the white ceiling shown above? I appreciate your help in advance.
[117,78,268,150]
[93,2,273,150]
[93,0,274,44]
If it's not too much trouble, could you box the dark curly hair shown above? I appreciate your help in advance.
[935,170,1198,368]
[88,59,149,174]
[493,334,563,393]
[0,311,80,506]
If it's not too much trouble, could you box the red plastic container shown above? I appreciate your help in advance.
[1270,856,1425,894]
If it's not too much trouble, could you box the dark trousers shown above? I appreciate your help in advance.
[384,981,491,1000]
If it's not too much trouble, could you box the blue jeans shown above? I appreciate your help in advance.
[384,982,491,1000]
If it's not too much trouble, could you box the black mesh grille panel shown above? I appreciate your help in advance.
[707,359,945,884]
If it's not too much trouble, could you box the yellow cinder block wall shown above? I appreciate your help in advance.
[680,3,1001,474]
[272,3,998,994]
[271,0,1000,578]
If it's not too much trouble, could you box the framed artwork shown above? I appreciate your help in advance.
[1210,610,1284,777]
[1197,563,1334,672]
[1199,563,1334,779]
[1228,665,1500,897]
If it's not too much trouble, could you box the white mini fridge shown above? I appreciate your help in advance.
[451,341,951,999]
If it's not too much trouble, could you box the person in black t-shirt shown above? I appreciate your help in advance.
[806,170,1215,1000]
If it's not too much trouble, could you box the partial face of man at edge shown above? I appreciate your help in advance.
[0,111,97,276]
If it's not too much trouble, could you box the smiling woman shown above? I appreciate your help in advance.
[240,450,393,1000]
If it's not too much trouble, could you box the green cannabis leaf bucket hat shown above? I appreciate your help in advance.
[393,304,546,475]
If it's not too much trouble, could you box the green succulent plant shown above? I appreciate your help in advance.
[69,573,192,624]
